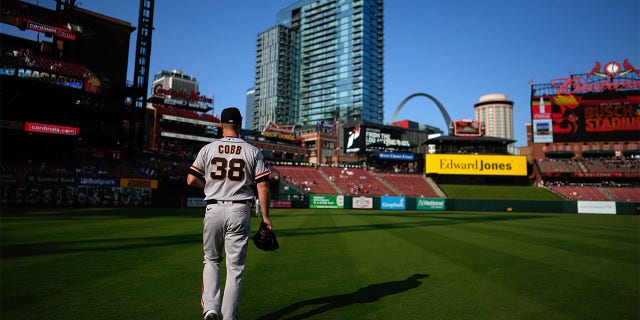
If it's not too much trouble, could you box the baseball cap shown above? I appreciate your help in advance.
[221,107,242,124]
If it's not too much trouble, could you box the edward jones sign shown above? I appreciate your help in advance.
[425,154,527,176]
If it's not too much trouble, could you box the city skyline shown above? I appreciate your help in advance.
[252,0,384,131]
[6,0,638,147]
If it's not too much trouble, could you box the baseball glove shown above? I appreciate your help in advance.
[252,222,279,251]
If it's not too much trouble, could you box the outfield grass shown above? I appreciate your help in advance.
[439,184,564,200]
[1,208,638,319]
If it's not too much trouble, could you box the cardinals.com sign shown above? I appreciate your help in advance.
[24,122,79,136]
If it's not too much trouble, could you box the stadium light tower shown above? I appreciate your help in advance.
[130,0,155,152]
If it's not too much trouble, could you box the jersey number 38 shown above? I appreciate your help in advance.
[210,157,246,181]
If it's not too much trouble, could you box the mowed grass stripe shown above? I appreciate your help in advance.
[2,208,639,320]
[385,213,638,319]
[464,216,639,267]
[1,209,205,319]
[246,210,440,319]
[368,211,562,319]
[513,214,640,244]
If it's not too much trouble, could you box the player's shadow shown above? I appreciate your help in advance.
[256,273,429,320]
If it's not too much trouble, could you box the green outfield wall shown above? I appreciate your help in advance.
[337,196,639,215]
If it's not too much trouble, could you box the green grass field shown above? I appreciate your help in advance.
[439,184,564,200]
[1,207,638,320]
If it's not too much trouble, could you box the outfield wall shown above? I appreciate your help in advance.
[304,195,639,215]
[1,181,637,214]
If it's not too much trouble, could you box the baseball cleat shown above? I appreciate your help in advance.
[203,310,217,320]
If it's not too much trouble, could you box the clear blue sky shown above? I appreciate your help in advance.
[8,0,640,147]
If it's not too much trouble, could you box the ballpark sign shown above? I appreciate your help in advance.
[425,154,527,176]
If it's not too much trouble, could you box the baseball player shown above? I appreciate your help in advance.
[187,107,272,320]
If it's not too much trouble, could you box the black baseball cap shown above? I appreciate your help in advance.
[221,107,242,124]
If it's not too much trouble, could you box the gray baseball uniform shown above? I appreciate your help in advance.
[189,136,270,319]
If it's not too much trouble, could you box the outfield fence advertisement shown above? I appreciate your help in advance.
[416,198,446,210]
[310,195,344,208]
[425,154,528,176]
[577,201,616,214]
[272,199,293,208]
[380,196,406,210]
[352,196,373,209]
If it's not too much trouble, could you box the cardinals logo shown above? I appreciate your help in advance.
[588,59,639,78]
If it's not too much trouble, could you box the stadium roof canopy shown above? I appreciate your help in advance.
[545,150,574,158]
[423,135,514,155]
[423,135,515,145]
[582,150,616,158]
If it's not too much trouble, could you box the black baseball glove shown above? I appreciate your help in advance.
[252,222,279,251]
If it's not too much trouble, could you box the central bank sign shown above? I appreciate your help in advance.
[310,195,344,208]
[425,154,527,176]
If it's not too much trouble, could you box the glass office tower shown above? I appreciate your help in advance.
[253,25,299,131]
[254,0,384,129]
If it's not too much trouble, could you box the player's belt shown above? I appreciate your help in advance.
[206,199,251,205]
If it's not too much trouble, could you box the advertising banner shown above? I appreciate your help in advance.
[352,196,373,209]
[380,196,406,210]
[310,195,344,208]
[262,122,296,141]
[378,152,415,161]
[152,83,213,104]
[344,125,413,153]
[26,174,76,185]
[425,154,527,176]
[187,197,206,208]
[25,19,76,40]
[531,60,640,143]
[24,122,80,136]
[453,120,482,137]
[120,178,159,189]
[5,68,84,89]
[272,200,292,208]
[77,176,119,187]
[577,201,616,214]
[531,93,640,143]
[416,198,446,211]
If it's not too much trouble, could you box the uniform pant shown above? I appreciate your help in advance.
[202,202,250,320]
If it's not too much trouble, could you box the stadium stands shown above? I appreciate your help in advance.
[582,158,639,174]
[536,159,582,173]
[319,167,399,196]
[376,172,440,197]
[270,165,338,195]
[537,157,640,202]
[605,187,640,202]
[549,185,612,201]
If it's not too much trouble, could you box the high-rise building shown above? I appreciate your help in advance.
[152,69,197,98]
[245,87,256,129]
[150,69,212,112]
[253,0,384,130]
[474,93,515,152]
[253,25,299,131]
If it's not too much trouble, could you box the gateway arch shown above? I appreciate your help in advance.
[390,93,451,134]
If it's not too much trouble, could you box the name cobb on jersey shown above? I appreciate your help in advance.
[218,145,242,154]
